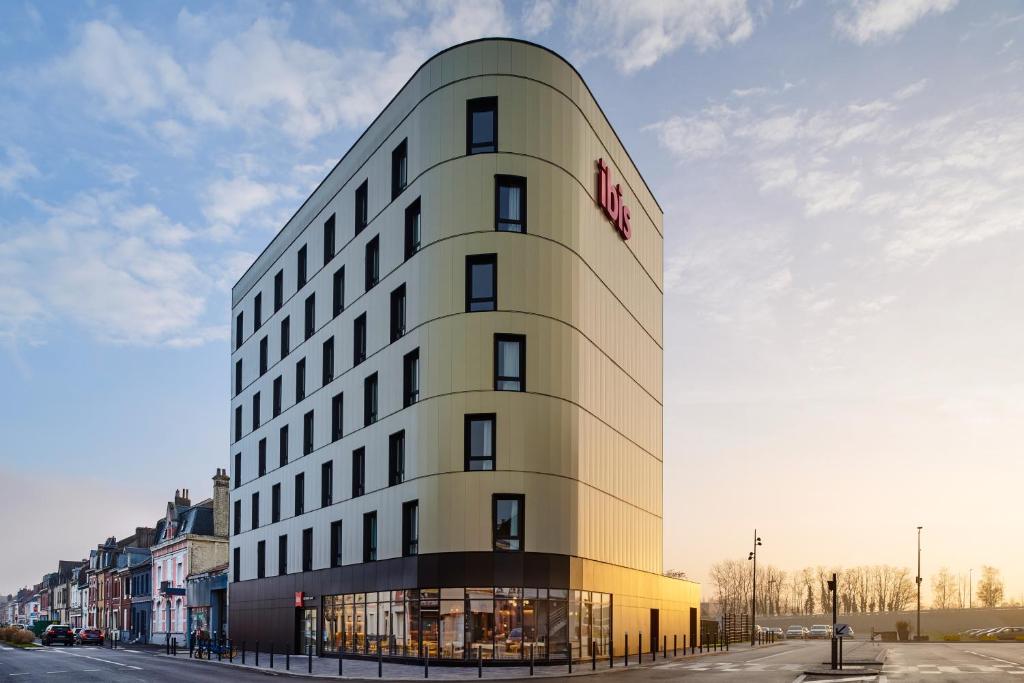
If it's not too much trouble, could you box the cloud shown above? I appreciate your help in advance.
[644,109,733,160]
[522,0,555,35]
[835,0,958,44]
[894,78,929,100]
[0,146,40,192]
[202,175,300,241]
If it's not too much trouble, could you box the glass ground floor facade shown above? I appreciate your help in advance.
[321,587,611,661]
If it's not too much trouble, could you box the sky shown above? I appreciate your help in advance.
[0,0,1022,605]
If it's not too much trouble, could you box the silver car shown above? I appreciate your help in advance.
[786,625,808,639]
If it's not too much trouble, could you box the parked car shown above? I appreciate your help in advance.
[786,625,808,639]
[996,627,1024,640]
[808,624,832,639]
[766,627,784,639]
[76,628,104,646]
[41,624,74,646]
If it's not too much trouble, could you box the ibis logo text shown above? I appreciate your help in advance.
[596,158,632,241]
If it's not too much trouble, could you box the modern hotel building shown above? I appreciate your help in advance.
[228,38,699,661]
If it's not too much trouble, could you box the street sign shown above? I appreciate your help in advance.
[836,623,852,637]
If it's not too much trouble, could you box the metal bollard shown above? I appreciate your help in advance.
[568,643,572,674]
[379,638,384,678]
[308,644,312,674]
[639,633,643,663]
[424,645,429,679]
[624,633,629,667]
[674,634,677,657]
[478,645,483,678]
[592,641,597,670]
[610,640,614,668]
[256,641,259,667]
[663,634,667,659]
[242,641,246,664]
[530,643,535,675]
[339,647,343,676]
[286,650,290,670]
[270,644,274,668]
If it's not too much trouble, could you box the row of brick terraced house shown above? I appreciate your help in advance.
[2,470,229,646]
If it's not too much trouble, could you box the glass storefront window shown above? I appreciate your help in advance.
[494,587,522,659]
[420,590,439,658]
[467,588,494,659]
[439,596,464,659]
[367,599,380,653]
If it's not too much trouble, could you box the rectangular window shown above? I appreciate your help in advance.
[258,438,267,476]
[390,284,406,342]
[233,452,241,489]
[302,528,313,572]
[331,392,344,442]
[467,97,498,154]
[403,348,419,408]
[278,534,287,575]
[321,460,333,507]
[297,244,308,289]
[233,499,241,535]
[354,180,368,235]
[391,138,408,200]
[233,547,240,582]
[279,424,289,466]
[280,316,290,357]
[235,312,244,350]
[495,175,526,232]
[389,430,405,486]
[465,414,496,471]
[259,336,268,375]
[274,269,283,312]
[294,472,305,516]
[254,292,262,331]
[363,373,378,426]
[362,512,377,562]
[365,235,379,291]
[256,541,266,579]
[494,334,525,391]
[234,406,242,442]
[252,392,260,430]
[271,483,281,523]
[353,313,367,366]
[323,213,336,264]
[466,254,497,311]
[333,267,345,317]
[303,409,314,455]
[404,198,421,260]
[251,491,260,529]
[352,447,365,498]
[493,494,524,551]
[330,520,343,568]
[296,357,306,402]
[322,336,334,385]
[234,359,242,396]
[304,293,316,340]
[273,376,282,417]
[402,500,419,557]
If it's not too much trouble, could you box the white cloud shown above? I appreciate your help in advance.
[0,146,40,192]
[835,0,958,44]
[644,110,732,160]
[894,78,929,100]
[202,175,299,240]
[521,0,555,36]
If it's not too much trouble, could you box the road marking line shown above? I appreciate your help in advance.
[749,649,794,662]
[51,649,142,670]
[791,675,806,683]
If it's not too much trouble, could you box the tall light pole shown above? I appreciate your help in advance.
[916,526,923,639]
[748,530,762,647]
[969,568,973,609]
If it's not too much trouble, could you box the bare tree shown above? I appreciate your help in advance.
[976,566,1004,608]
[930,567,957,609]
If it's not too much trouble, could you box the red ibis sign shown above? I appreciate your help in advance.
[596,158,632,240]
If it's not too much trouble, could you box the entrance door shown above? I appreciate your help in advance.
[296,608,318,655]
[649,609,659,655]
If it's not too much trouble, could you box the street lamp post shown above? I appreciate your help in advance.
[969,568,973,609]
[916,526,923,640]
[748,531,762,647]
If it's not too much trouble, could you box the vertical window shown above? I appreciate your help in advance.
[323,213,336,264]
[233,547,240,582]
[466,97,498,154]
[465,414,495,471]
[235,312,244,350]
[295,357,306,402]
[494,334,525,391]
[233,499,241,535]
[333,267,345,317]
[258,438,267,476]
[274,270,283,312]
[493,495,524,551]
[495,175,526,232]
[279,424,289,466]
[304,293,316,340]
[256,540,266,579]
[402,500,419,557]
[234,359,242,396]
[354,180,368,235]
[234,451,241,488]
[234,406,242,442]
[331,392,344,442]
[390,284,406,341]
[322,336,335,385]
[271,483,281,523]
[363,373,378,426]
[251,491,260,529]
[353,313,367,366]
[330,520,343,568]
[351,447,365,498]
[466,254,497,311]
[259,336,268,375]
[252,392,260,430]
[389,430,405,486]
[297,245,308,289]
[254,293,262,331]
[294,473,305,516]
[303,409,314,455]
[321,460,333,507]
[278,534,287,575]
[391,138,408,200]
[273,376,282,417]
[280,316,290,358]
[404,198,421,260]
[362,512,377,562]
[403,349,419,407]
[365,235,379,291]
[302,528,313,572]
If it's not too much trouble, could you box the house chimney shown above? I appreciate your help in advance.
[174,488,191,508]
[212,468,230,538]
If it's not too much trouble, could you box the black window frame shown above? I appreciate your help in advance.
[252,391,260,430]
[352,447,365,498]
[464,413,496,471]
[259,335,268,375]
[403,348,419,408]
[492,493,525,552]
[323,213,336,264]
[233,451,241,489]
[494,333,526,391]
[402,499,419,557]
[389,430,405,486]
[234,359,242,396]
[353,313,367,366]
[254,292,262,331]
[466,96,498,155]
[279,424,289,466]
[233,499,241,535]
[331,392,344,442]
[258,437,267,476]
[321,460,333,507]
[271,483,281,523]
[362,511,377,562]
[404,198,421,261]
[297,244,308,289]
[233,547,240,582]
[333,266,345,317]
[391,138,408,200]
[278,534,287,575]
[303,409,314,455]
[304,293,315,340]
[495,175,527,233]
[251,491,260,530]
[302,527,313,572]
[256,540,266,578]
[294,472,305,516]
[274,269,283,312]
[354,180,368,235]
[466,254,497,312]
[280,316,290,358]
[295,357,306,402]
[390,284,406,342]
[273,375,282,417]
[235,311,244,350]
[322,335,335,385]
[234,405,242,442]
[363,372,378,426]
[364,235,379,291]
[330,520,343,568]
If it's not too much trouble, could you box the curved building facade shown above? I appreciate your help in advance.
[228,38,699,661]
